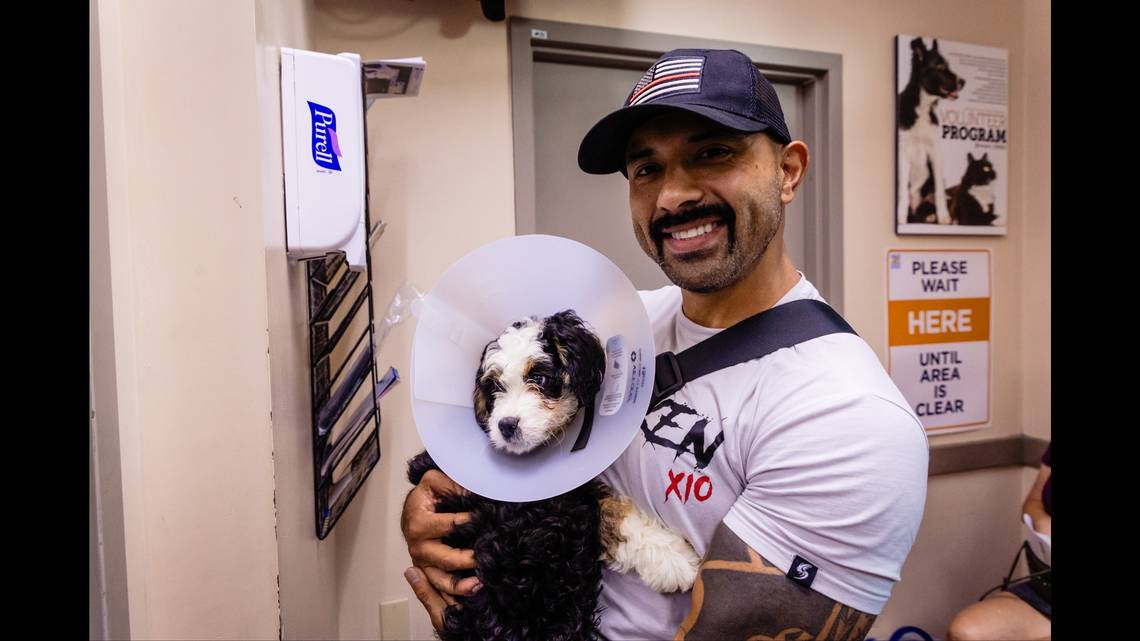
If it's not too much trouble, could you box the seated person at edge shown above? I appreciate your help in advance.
[947,442,1052,641]
[401,48,930,641]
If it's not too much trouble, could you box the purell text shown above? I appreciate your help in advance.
[307,101,342,171]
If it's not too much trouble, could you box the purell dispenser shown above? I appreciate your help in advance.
[280,48,367,271]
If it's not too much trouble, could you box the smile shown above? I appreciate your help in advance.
[670,222,717,240]
[661,218,726,254]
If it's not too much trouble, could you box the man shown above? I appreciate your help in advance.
[402,48,929,640]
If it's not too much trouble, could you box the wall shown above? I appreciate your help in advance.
[252,1,344,639]
[307,3,517,638]
[90,0,130,636]
[91,0,281,637]
[251,2,519,638]
[1020,1,1051,442]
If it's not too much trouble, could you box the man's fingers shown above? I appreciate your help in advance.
[421,565,483,597]
[407,510,473,541]
[410,540,477,571]
[421,469,471,501]
[402,471,472,542]
[404,567,448,632]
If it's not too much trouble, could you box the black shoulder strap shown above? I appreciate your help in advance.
[649,299,856,411]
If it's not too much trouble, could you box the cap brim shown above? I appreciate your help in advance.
[577,103,776,175]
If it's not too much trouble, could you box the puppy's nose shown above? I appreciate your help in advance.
[498,417,519,440]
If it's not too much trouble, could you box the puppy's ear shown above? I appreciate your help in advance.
[473,339,496,432]
[542,310,606,406]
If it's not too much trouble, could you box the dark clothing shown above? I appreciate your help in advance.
[1008,544,1051,619]
[1008,582,1051,619]
[1007,442,1052,618]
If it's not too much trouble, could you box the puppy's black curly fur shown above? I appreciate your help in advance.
[540,310,607,414]
[407,451,607,641]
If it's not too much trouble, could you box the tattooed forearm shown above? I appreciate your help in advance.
[675,523,876,641]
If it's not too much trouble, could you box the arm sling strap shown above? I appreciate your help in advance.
[649,298,858,411]
[572,299,857,451]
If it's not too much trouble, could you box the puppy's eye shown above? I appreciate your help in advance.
[528,375,548,387]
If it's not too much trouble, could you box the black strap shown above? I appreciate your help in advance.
[650,299,856,410]
[570,398,596,452]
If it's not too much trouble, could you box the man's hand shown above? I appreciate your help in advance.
[404,567,452,632]
[401,469,481,630]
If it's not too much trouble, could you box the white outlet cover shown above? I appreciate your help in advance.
[379,599,409,640]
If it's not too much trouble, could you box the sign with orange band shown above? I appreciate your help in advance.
[887,250,991,432]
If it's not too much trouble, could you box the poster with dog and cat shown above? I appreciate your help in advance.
[896,35,1008,236]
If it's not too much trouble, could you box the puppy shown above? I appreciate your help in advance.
[407,310,700,641]
[946,152,998,226]
[473,310,605,454]
[898,37,964,225]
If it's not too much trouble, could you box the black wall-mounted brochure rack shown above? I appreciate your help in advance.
[292,59,415,540]
[306,250,388,540]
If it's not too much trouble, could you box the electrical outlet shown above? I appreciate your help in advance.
[379,599,409,640]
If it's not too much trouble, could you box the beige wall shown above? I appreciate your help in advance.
[251,2,344,639]
[91,0,281,637]
[91,0,130,637]
[308,4,517,638]
[1020,1,1051,441]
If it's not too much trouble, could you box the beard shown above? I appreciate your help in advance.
[642,176,783,294]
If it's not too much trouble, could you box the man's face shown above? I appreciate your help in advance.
[624,111,785,293]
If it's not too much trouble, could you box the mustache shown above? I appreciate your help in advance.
[651,203,736,255]
[650,203,736,240]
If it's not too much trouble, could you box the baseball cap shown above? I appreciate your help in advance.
[577,48,792,175]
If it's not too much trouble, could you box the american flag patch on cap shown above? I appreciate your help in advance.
[627,56,705,107]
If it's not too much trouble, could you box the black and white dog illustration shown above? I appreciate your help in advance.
[946,152,998,226]
[408,310,700,641]
[898,37,965,225]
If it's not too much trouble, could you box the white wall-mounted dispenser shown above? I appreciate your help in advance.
[280,48,368,271]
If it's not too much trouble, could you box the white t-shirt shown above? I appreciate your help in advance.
[596,274,929,641]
